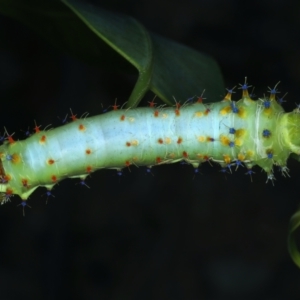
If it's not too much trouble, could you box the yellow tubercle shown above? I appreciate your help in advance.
[237,153,246,161]
[234,138,243,146]
[220,106,232,116]
[194,111,203,117]
[246,150,254,158]
[237,107,246,118]
[12,154,21,164]
[197,136,206,142]
[223,154,231,164]
[235,129,245,138]
[242,89,250,99]
[264,107,272,116]
[220,135,230,146]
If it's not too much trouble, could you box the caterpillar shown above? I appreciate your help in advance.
[0,81,299,206]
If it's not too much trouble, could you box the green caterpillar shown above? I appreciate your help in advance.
[0,82,299,205]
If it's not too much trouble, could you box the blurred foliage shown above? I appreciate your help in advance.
[288,208,300,268]
[0,0,224,107]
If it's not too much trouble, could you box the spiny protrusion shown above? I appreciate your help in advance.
[277,92,288,105]
[17,200,31,216]
[33,120,41,133]
[224,86,236,101]
[4,128,15,144]
[278,165,290,177]
[268,82,280,101]
[245,168,255,182]
[69,108,78,121]
[238,77,252,99]
[111,99,119,111]
[3,188,14,204]
[148,97,157,107]
[266,173,276,185]
[173,99,181,116]
[145,167,154,176]
[43,189,55,204]
[230,102,239,114]
[77,178,90,188]
[196,90,206,103]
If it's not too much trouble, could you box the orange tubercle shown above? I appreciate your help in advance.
[156,157,162,164]
[21,178,29,188]
[177,137,183,144]
[204,108,211,116]
[6,188,13,195]
[40,135,46,143]
[78,124,86,131]
[7,136,15,144]
[47,159,55,165]
[3,174,11,182]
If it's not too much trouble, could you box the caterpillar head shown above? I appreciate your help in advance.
[281,111,300,155]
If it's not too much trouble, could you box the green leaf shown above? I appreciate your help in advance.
[288,208,300,268]
[0,0,225,107]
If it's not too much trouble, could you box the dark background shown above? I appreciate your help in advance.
[1,0,300,299]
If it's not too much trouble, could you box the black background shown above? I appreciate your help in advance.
[1,0,300,299]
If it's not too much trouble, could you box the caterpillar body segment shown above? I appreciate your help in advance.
[0,84,298,203]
